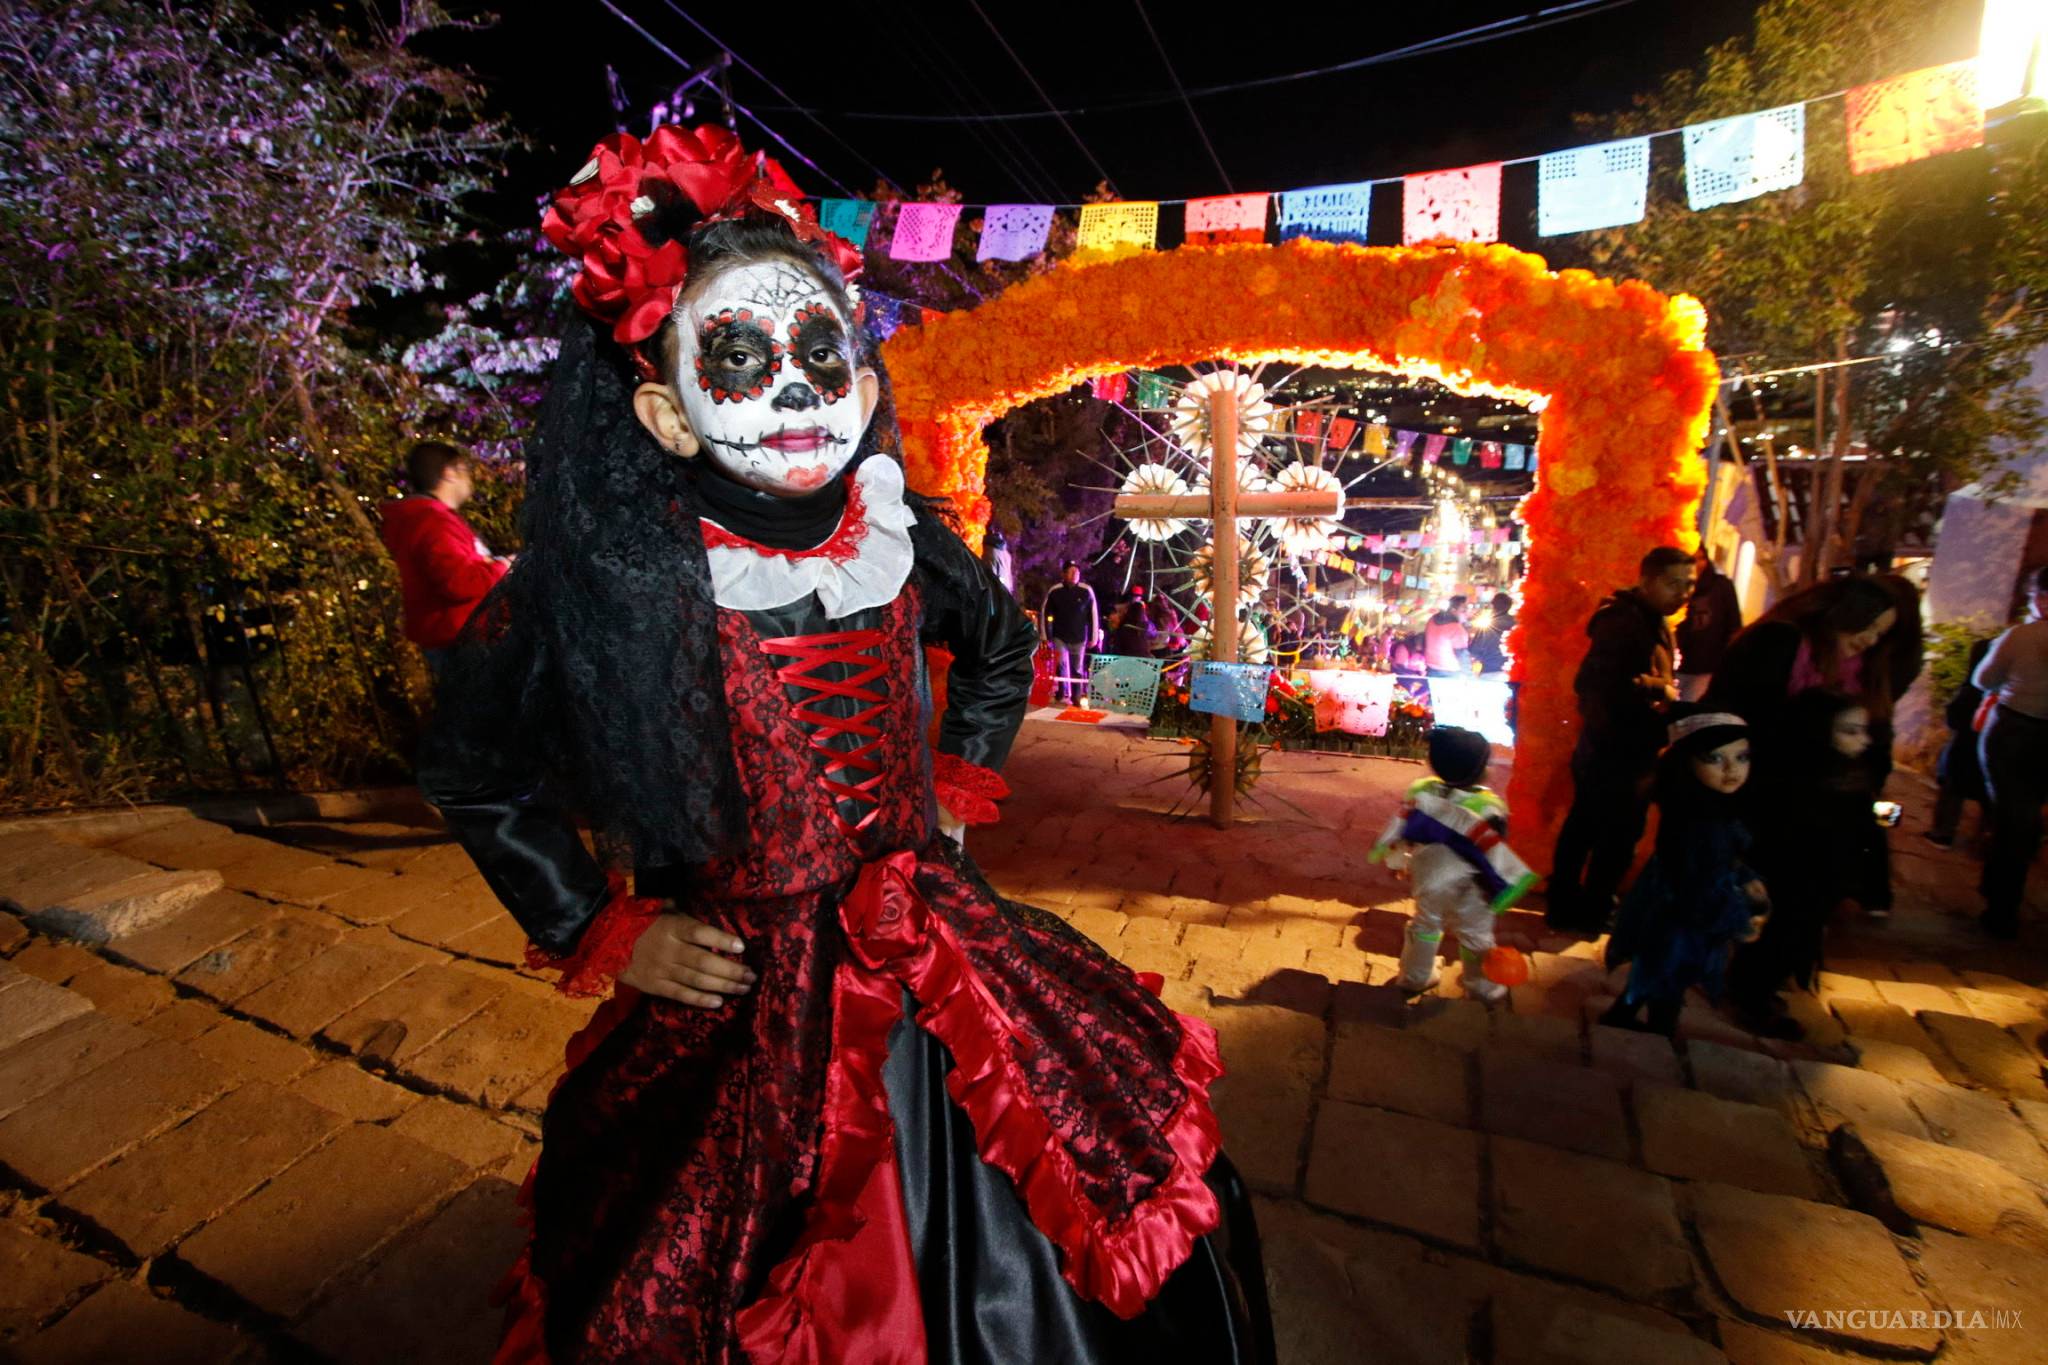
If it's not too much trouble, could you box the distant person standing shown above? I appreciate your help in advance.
[1547,547,1696,933]
[1040,562,1100,704]
[1149,595,1187,657]
[1470,592,1516,681]
[985,527,1016,595]
[379,441,510,679]
[1974,565,2048,939]
[1106,596,1154,657]
[1928,637,1994,849]
[1675,547,1743,701]
[1424,595,1473,678]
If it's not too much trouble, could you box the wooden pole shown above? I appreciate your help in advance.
[1209,386,1239,830]
[1114,489,1343,519]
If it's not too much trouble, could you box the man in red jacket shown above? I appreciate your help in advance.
[379,441,510,677]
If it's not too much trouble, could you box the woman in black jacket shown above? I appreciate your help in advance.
[1707,575,1922,1036]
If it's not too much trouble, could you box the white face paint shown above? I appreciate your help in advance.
[673,260,868,495]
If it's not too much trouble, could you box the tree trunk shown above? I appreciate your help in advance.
[1820,332,1854,574]
[1743,382,1792,597]
[288,363,380,545]
[1841,463,1881,569]
[1801,368,1829,587]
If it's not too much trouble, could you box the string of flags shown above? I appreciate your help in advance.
[1085,370,1536,472]
[1313,524,1526,589]
[816,57,1987,265]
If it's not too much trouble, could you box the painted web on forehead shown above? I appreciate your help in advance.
[698,262,835,318]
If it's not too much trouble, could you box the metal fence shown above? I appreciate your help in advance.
[1,532,414,809]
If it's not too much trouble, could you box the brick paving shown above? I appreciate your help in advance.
[0,718,2043,1361]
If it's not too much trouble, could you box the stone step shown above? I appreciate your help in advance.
[0,832,221,945]
[1832,1123,2048,1257]
[0,964,94,1054]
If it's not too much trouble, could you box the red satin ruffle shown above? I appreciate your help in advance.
[524,876,663,999]
[736,850,1223,1361]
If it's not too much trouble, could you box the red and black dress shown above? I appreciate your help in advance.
[422,455,1271,1364]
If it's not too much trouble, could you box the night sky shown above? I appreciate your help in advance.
[384,1,1778,529]
[423,0,1766,242]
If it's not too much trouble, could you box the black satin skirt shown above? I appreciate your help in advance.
[881,994,1275,1365]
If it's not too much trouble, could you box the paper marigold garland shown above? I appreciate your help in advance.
[879,240,1719,864]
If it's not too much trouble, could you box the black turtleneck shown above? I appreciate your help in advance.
[687,457,850,550]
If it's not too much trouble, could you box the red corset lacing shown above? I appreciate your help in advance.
[758,628,889,837]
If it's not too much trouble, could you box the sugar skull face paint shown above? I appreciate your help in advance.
[674,261,869,494]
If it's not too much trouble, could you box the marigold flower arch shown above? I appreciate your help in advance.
[880,239,1719,865]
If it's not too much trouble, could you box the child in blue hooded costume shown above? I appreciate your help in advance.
[1602,709,1771,1035]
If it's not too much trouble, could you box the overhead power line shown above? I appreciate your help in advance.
[759,0,1637,122]
[967,0,1117,191]
[1134,0,1231,192]
[596,0,861,196]
[652,0,906,194]
[880,0,1071,204]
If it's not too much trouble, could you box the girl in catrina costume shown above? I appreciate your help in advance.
[419,125,1272,1365]
[1601,709,1771,1037]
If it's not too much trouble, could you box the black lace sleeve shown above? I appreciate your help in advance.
[415,316,748,951]
[910,506,1038,771]
[415,594,610,957]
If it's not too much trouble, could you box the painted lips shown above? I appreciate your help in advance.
[760,427,831,453]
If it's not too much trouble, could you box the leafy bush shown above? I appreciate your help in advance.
[0,0,514,807]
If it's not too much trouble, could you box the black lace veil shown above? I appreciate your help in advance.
[424,314,745,867]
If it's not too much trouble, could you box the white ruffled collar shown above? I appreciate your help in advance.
[700,457,917,617]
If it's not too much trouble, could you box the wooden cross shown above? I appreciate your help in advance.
[1111,384,1344,828]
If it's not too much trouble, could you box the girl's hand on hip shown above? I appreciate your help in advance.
[619,911,755,1009]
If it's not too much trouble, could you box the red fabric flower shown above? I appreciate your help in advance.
[522,873,664,998]
[931,750,1009,826]
[542,125,864,349]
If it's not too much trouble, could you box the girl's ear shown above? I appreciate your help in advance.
[633,383,700,458]
[855,368,881,430]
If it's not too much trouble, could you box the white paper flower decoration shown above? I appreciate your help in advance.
[1261,462,1347,556]
[1193,457,1275,501]
[1170,370,1274,458]
[1190,537,1271,611]
[1116,463,1193,542]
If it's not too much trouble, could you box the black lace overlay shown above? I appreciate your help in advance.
[421,317,743,897]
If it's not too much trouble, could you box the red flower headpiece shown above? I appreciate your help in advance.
[541,124,866,369]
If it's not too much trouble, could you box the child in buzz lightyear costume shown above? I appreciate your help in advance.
[1372,726,1537,1003]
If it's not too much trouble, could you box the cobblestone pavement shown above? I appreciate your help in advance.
[1,719,2044,1363]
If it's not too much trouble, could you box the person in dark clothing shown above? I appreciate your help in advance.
[1975,565,2048,939]
[1710,575,1921,1028]
[418,146,1270,1362]
[1470,592,1516,680]
[1040,563,1100,703]
[1674,548,1742,701]
[1106,596,1155,657]
[1729,691,1889,1037]
[1705,576,1919,777]
[1149,596,1188,657]
[1601,709,1770,1036]
[1929,637,1993,848]
[1546,546,1696,933]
